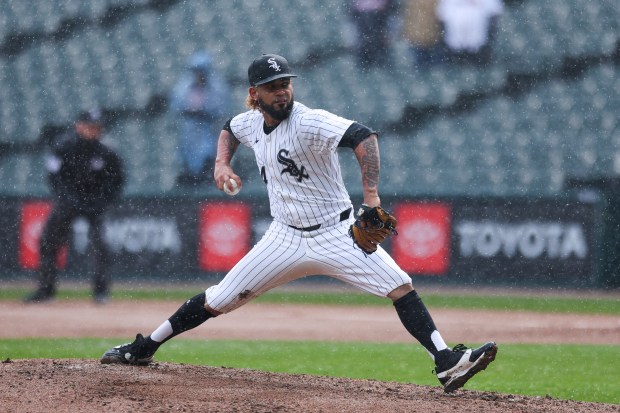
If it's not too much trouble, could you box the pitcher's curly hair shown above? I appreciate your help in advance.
[245,94,260,111]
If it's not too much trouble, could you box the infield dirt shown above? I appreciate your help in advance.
[1,297,619,412]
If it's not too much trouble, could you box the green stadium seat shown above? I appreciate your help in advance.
[0,154,48,196]
[0,0,618,199]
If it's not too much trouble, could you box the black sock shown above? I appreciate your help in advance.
[393,290,442,359]
[143,336,162,356]
[159,292,214,344]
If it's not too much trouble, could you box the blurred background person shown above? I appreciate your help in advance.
[170,51,231,185]
[346,0,399,68]
[436,0,503,65]
[402,0,445,68]
[24,109,125,304]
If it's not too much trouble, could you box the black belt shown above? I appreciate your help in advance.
[289,208,352,232]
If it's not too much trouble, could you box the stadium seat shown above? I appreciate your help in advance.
[1,0,618,199]
[0,154,48,196]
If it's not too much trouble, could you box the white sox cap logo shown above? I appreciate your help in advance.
[248,53,297,86]
[267,58,281,72]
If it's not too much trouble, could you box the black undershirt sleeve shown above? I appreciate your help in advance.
[338,122,378,149]
[222,118,239,141]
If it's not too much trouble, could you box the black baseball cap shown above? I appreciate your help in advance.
[76,108,103,124]
[248,54,297,86]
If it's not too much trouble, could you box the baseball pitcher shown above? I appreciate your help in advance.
[101,54,497,393]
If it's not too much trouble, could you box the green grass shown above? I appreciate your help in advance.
[2,286,619,315]
[257,291,620,315]
[1,338,618,405]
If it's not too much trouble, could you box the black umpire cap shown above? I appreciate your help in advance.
[76,108,103,124]
[248,54,297,87]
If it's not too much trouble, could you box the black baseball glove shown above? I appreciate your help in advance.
[348,205,398,255]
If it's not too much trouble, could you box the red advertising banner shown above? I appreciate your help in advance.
[392,202,451,275]
[18,201,66,270]
[198,202,251,271]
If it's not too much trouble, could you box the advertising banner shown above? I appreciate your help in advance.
[100,198,201,276]
[392,202,451,275]
[0,195,605,287]
[17,198,257,277]
[0,199,20,271]
[198,202,252,271]
[449,198,601,285]
[18,201,66,270]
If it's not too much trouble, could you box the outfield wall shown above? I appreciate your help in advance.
[0,193,614,288]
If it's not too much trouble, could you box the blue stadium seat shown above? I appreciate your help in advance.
[1,0,618,198]
[494,0,617,75]
[6,1,54,33]
[0,154,48,195]
[105,118,153,194]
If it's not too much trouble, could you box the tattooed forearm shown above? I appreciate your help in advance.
[216,130,240,165]
[358,135,380,190]
[226,134,239,158]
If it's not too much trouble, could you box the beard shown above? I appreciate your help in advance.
[257,95,294,121]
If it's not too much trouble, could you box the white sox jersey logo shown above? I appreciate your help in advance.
[267,57,281,71]
[277,149,309,182]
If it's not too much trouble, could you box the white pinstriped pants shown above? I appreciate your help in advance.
[205,218,412,313]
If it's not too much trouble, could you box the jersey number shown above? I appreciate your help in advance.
[261,166,268,184]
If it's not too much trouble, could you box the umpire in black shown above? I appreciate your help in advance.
[24,109,125,304]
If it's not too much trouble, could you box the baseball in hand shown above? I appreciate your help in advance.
[223,178,240,196]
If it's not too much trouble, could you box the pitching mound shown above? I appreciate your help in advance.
[1,359,617,413]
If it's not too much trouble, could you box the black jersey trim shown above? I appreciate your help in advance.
[223,118,233,134]
[223,118,240,141]
[263,122,278,135]
[339,122,377,149]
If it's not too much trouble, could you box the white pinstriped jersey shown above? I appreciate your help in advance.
[230,102,354,229]
[206,102,411,313]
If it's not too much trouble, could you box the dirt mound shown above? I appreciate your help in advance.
[1,359,617,413]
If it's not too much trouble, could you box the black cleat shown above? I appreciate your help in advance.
[100,334,155,365]
[93,292,109,305]
[435,342,498,393]
[23,287,55,303]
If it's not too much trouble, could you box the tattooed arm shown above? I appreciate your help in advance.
[353,133,381,207]
[214,129,241,191]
